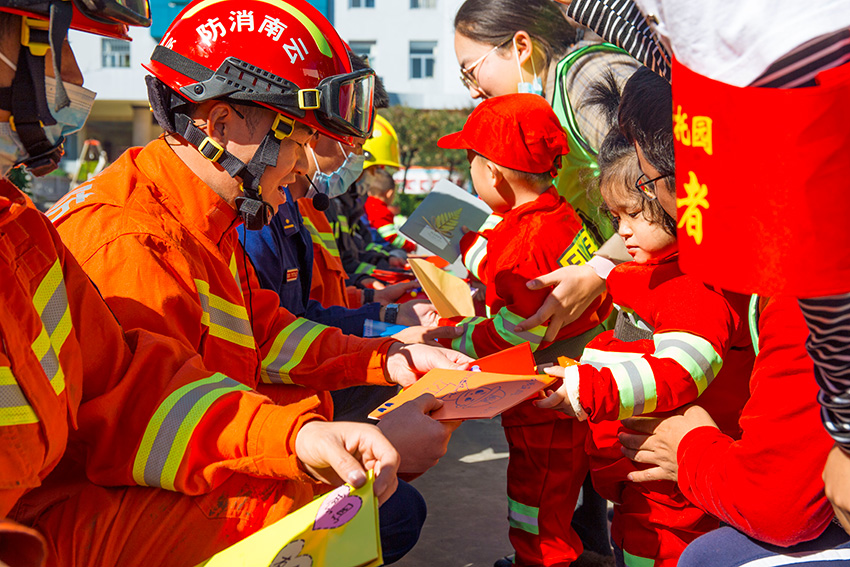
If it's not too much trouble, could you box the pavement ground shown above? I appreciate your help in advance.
[398,418,512,567]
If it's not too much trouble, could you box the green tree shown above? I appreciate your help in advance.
[379,106,474,188]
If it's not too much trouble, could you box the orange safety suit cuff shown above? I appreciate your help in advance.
[378,339,402,386]
[247,401,326,486]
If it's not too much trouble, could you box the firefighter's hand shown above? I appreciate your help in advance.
[514,264,606,343]
[373,280,419,306]
[397,300,440,327]
[824,444,850,535]
[295,420,399,504]
[386,342,472,387]
[377,394,461,476]
[392,325,462,344]
[388,256,407,269]
[619,405,718,483]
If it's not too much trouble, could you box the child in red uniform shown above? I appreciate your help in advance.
[363,167,417,253]
[539,130,754,567]
[437,93,612,567]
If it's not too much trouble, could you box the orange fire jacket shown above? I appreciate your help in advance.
[1,178,324,521]
[48,140,395,410]
[297,197,351,309]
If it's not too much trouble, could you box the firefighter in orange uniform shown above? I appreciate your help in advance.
[0,2,401,566]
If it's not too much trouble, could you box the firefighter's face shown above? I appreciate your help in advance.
[601,179,677,264]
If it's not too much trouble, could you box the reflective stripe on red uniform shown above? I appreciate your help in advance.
[1,178,323,517]
[580,256,754,566]
[49,139,396,401]
[364,195,416,252]
[577,256,754,426]
[438,187,611,360]
[459,214,501,281]
[297,198,350,309]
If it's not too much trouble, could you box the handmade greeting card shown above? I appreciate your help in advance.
[196,473,382,567]
[400,179,492,263]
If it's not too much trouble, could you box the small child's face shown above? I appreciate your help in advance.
[602,182,677,264]
[468,150,510,213]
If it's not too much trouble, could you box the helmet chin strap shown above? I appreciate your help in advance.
[171,112,281,230]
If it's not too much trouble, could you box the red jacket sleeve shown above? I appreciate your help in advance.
[676,297,835,546]
[577,268,747,422]
[365,196,416,252]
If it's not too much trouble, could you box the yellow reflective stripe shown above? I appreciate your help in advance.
[355,262,375,275]
[0,367,39,425]
[558,225,599,267]
[228,251,242,294]
[261,318,329,384]
[481,214,502,231]
[133,373,250,491]
[377,224,397,238]
[450,316,485,358]
[31,260,71,395]
[494,307,545,350]
[507,496,539,535]
[654,332,722,395]
[303,218,341,258]
[194,279,255,349]
[463,235,488,280]
[581,349,660,419]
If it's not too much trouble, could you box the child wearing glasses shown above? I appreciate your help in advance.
[539,78,754,567]
[436,93,612,567]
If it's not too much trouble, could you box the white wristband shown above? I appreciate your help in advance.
[562,365,587,421]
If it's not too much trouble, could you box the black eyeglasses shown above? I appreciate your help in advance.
[634,173,670,199]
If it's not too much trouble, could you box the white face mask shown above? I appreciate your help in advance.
[0,50,96,171]
[307,143,366,200]
[514,39,543,96]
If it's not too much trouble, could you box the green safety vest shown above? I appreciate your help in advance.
[551,42,630,247]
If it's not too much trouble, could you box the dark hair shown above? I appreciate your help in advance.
[348,51,389,110]
[583,72,674,234]
[454,0,576,70]
[618,66,675,191]
[597,129,675,236]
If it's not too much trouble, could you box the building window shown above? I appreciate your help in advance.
[349,41,376,67]
[410,0,436,7]
[102,38,130,68]
[349,0,374,7]
[410,41,436,79]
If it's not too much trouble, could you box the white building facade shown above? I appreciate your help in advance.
[333,0,472,109]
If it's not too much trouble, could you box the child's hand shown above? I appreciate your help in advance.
[535,365,586,420]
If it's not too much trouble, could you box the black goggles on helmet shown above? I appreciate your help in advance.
[297,69,376,139]
[151,47,376,140]
[2,0,151,27]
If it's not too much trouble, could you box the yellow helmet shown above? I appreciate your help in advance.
[363,114,402,170]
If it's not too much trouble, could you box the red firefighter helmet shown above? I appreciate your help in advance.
[143,0,375,143]
[0,0,151,41]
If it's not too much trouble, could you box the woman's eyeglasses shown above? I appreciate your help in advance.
[459,38,512,90]
[634,173,670,200]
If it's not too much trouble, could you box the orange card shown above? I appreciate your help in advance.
[368,368,556,422]
[474,343,537,375]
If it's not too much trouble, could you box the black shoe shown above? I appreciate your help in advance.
[494,554,515,567]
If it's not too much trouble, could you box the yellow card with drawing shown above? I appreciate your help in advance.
[196,472,382,567]
[409,257,475,318]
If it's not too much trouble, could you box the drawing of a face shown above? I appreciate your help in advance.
[445,386,506,408]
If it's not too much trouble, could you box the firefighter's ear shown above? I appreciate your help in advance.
[201,101,240,146]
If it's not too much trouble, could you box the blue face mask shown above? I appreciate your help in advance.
[309,143,366,199]
[514,39,543,97]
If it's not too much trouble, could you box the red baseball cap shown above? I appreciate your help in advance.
[438,93,570,174]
